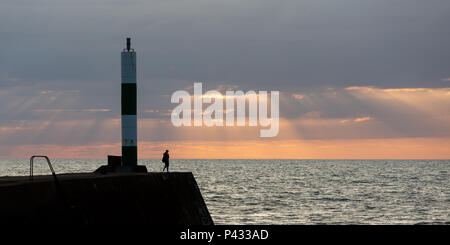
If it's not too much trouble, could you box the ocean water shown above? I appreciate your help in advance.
[0,159,449,225]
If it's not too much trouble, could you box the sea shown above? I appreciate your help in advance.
[0,159,449,225]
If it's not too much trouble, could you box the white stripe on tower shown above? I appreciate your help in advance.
[121,38,137,166]
[122,115,137,146]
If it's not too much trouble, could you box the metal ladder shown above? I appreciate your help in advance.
[29,155,57,181]
[28,156,87,223]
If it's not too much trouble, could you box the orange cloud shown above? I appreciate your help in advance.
[2,86,450,159]
[345,86,450,115]
[339,117,373,124]
[354,116,372,123]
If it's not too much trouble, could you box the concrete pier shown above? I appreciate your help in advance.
[0,172,213,224]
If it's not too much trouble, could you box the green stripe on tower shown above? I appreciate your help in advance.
[121,83,137,115]
[122,146,137,167]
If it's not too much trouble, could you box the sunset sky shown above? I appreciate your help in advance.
[1,0,450,159]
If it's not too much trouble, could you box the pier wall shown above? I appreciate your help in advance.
[0,172,213,224]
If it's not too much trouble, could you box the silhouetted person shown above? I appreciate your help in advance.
[162,150,170,172]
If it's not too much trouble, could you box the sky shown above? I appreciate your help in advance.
[1,0,450,159]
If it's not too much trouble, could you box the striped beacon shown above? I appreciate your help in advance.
[121,38,137,166]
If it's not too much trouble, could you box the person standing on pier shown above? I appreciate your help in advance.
[162,150,170,172]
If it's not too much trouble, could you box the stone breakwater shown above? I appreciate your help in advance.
[0,172,213,224]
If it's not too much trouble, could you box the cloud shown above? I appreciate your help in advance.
[287,86,450,138]
[1,84,450,158]
[291,93,305,101]
[2,85,450,145]
[339,116,372,124]
[81,109,110,112]
[0,125,30,133]
[1,0,450,89]
[40,90,53,94]
[1,0,450,158]
[32,108,110,114]
[354,116,372,123]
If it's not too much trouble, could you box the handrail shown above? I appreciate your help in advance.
[27,156,87,223]
[29,155,57,181]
